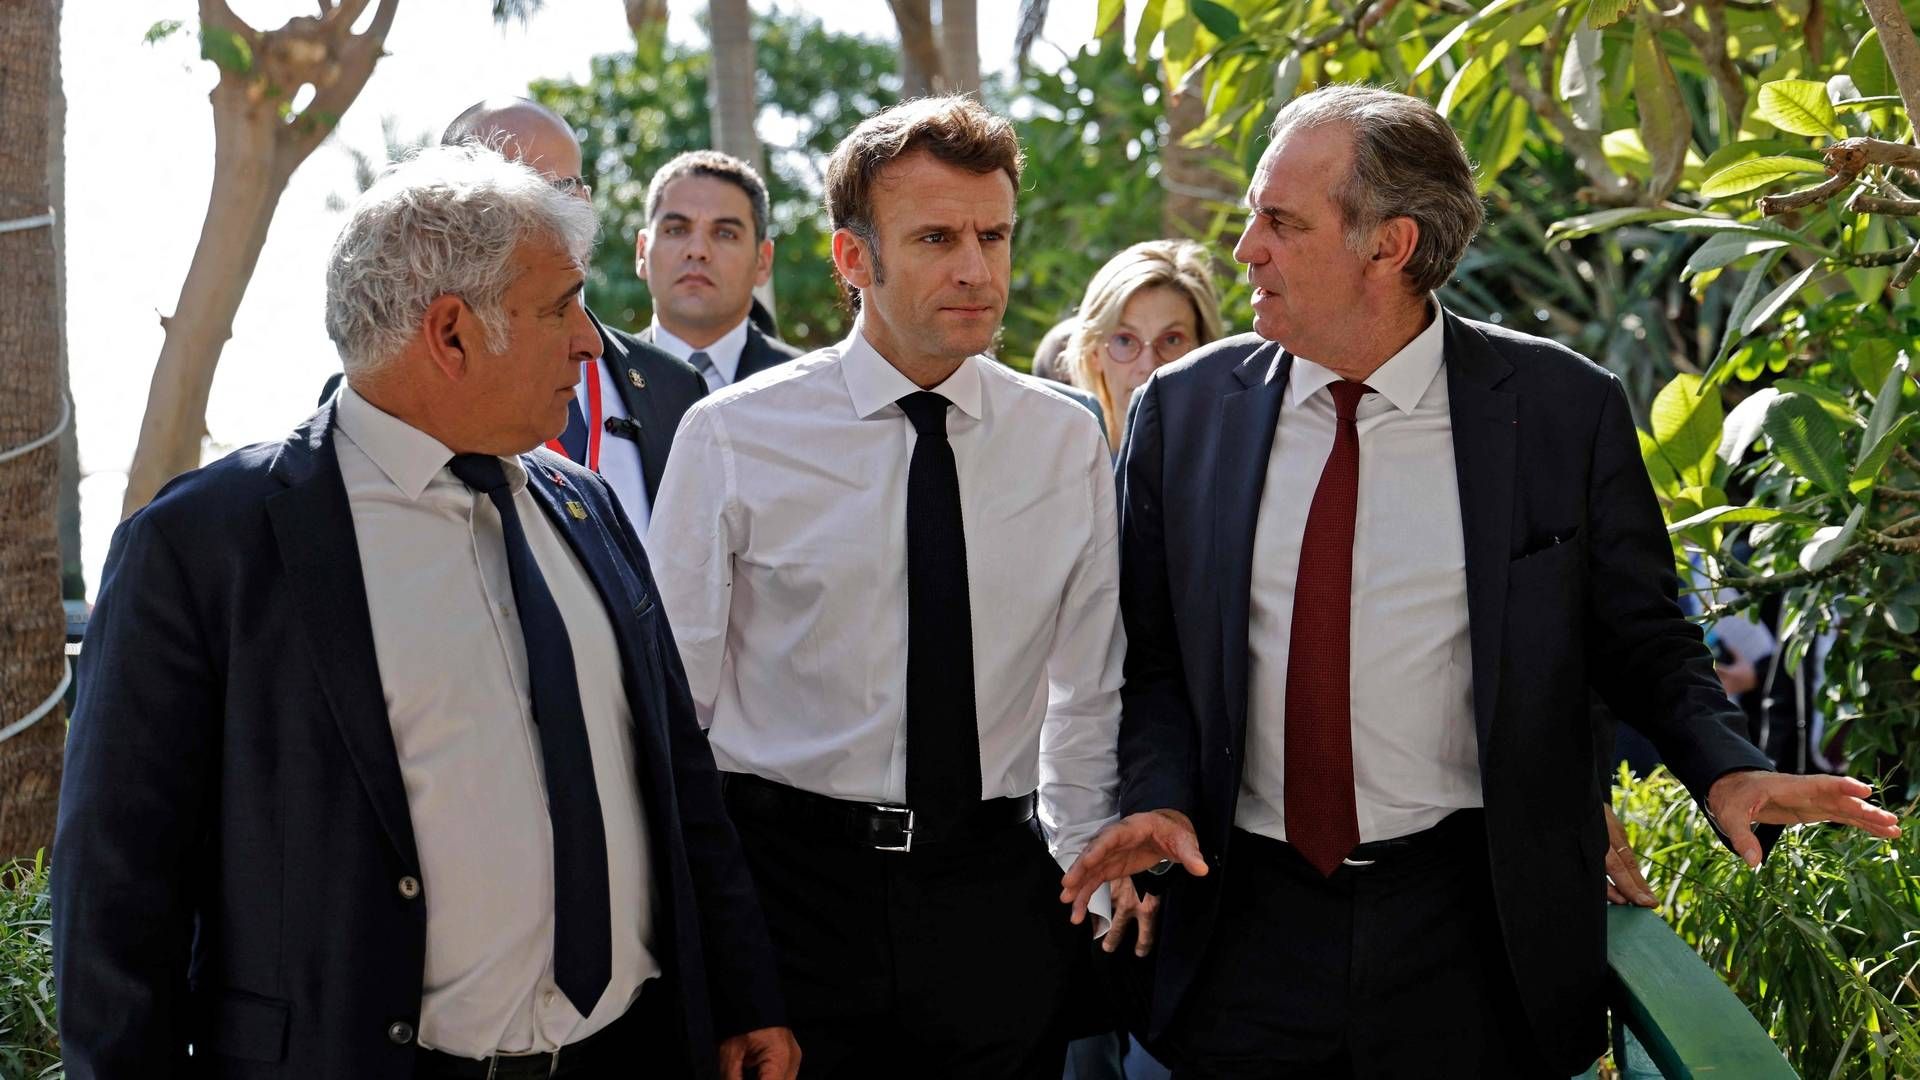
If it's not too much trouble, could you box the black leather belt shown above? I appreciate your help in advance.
[412,982,657,1080]
[722,771,1036,852]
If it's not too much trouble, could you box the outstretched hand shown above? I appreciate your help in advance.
[1060,809,1206,926]
[718,1026,800,1080]
[1706,770,1902,868]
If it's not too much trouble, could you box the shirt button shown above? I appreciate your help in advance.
[397,875,421,900]
[387,1020,414,1045]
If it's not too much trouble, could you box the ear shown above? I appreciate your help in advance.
[754,237,774,286]
[634,231,650,281]
[421,294,471,381]
[1367,216,1420,279]
[832,228,873,291]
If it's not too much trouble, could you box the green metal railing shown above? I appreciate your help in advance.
[1577,905,1797,1079]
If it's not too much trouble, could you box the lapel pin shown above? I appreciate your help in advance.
[628,369,646,390]
[566,500,588,520]
[548,467,568,487]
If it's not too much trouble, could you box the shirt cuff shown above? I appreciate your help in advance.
[1054,849,1113,938]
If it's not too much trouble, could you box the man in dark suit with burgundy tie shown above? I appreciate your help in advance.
[1061,84,1900,1078]
[54,143,796,1080]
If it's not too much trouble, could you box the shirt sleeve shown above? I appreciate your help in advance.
[1037,423,1126,933]
[645,403,740,728]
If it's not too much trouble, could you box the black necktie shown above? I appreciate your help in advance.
[896,392,981,824]
[446,454,611,1016]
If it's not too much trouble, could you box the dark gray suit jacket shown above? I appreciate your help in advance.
[1114,312,1772,1072]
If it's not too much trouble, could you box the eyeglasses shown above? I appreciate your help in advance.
[549,175,591,197]
[1105,330,1195,366]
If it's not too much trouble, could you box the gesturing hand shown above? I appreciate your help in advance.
[1602,803,1655,908]
[1104,874,1162,956]
[1060,809,1206,926]
[718,1025,800,1080]
[1706,770,1902,868]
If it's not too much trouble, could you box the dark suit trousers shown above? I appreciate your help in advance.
[727,791,1083,1080]
[1159,810,1553,1080]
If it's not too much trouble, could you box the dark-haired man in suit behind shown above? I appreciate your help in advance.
[633,150,804,391]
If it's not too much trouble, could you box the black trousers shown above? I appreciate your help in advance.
[727,789,1083,1080]
[410,976,680,1079]
[1160,811,1553,1080]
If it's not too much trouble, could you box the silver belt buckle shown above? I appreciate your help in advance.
[872,805,915,852]
[1341,856,1377,867]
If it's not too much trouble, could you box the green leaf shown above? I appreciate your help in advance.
[198,24,252,75]
[1634,22,1691,201]
[1651,217,1831,253]
[1765,392,1854,498]
[1698,140,1809,178]
[1095,0,1126,36]
[1586,0,1634,29]
[1413,0,1528,78]
[1544,207,1690,244]
[1703,248,1785,386]
[1851,28,1895,99]
[1799,504,1866,570]
[1476,91,1530,194]
[1757,79,1843,138]
[1438,54,1489,118]
[1740,260,1821,337]
[1133,0,1167,66]
[1698,156,1830,199]
[1851,414,1919,494]
[1683,232,1789,279]
[1849,338,1898,394]
[1650,374,1724,489]
[1640,429,1682,498]
[143,19,184,45]
[1772,378,1858,420]
[1188,0,1241,40]
[1719,387,1782,465]
[1833,94,1905,113]
[1885,602,1919,635]
[1667,505,1818,534]
[1858,351,1912,472]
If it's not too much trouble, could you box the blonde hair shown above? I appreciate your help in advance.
[1066,240,1225,446]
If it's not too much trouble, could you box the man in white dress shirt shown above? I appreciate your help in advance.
[649,97,1178,1078]
[633,151,805,390]
[54,145,797,1080]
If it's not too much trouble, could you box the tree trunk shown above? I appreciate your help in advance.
[50,0,78,598]
[888,0,940,97]
[706,0,776,320]
[1160,83,1236,239]
[939,0,979,96]
[121,0,400,519]
[624,0,667,37]
[0,0,67,860]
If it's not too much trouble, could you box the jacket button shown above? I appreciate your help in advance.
[398,875,421,900]
[387,1020,415,1045]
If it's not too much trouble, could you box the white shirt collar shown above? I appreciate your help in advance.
[651,315,752,383]
[334,382,526,501]
[838,317,985,422]
[1285,300,1447,415]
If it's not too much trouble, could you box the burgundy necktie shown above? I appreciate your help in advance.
[1284,380,1371,876]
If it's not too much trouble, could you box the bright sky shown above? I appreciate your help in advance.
[65,0,1098,598]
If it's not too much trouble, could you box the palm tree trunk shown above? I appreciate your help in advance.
[940,0,980,96]
[0,0,68,860]
[706,0,776,320]
[888,0,940,97]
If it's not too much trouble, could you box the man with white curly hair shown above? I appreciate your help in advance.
[53,144,798,1080]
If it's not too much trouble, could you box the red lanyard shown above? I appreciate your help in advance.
[544,363,604,471]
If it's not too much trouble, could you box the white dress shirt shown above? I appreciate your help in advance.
[652,315,750,392]
[569,358,652,531]
[1237,306,1483,846]
[333,384,658,1058]
[648,322,1124,920]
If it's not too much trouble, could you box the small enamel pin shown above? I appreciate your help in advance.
[547,468,568,487]
[566,500,588,520]
[628,369,646,390]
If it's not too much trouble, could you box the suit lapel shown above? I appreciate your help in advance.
[1441,313,1517,749]
[1213,343,1290,750]
[590,310,674,499]
[264,406,420,871]
[736,327,775,381]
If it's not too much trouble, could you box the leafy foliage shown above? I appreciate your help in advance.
[1614,770,1920,1078]
[0,855,59,1080]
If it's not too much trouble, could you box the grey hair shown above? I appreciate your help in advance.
[1267,84,1483,295]
[324,142,598,374]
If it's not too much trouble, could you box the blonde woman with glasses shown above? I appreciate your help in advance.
[1067,240,1226,450]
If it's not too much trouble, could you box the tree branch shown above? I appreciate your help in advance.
[1847,191,1920,215]
[1825,136,1920,177]
[1839,243,1918,266]
[1503,53,1639,206]
[1295,0,1380,52]
[1878,484,1920,501]
[1759,171,1855,215]
[1862,0,1920,125]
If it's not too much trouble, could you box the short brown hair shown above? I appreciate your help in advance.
[646,150,771,242]
[824,96,1024,309]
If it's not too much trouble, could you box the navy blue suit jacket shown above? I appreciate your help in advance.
[52,404,783,1078]
[1115,312,1771,1073]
